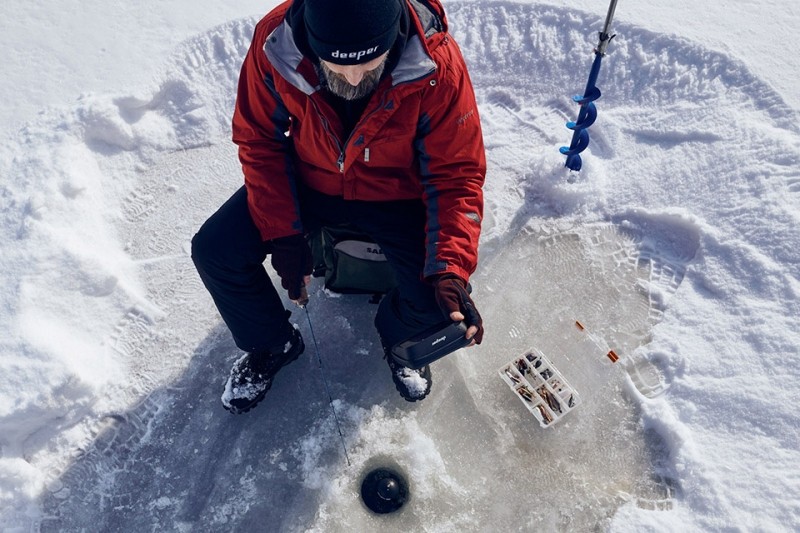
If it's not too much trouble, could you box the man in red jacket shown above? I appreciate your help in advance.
[192,0,486,414]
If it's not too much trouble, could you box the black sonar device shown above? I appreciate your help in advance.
[390,321,471,369]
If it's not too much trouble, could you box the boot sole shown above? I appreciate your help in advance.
[393,384,431,402]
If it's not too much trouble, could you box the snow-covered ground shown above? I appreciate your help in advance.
[2,0,799,531]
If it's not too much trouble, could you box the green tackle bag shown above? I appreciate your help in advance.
[309,225,398,295]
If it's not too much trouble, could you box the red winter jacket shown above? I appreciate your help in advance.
[233,0,486,282]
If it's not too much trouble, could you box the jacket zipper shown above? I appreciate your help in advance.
[308,97,345,172]
[339,92,389,172]
[315,91,389,175]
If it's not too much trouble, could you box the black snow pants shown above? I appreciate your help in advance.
[191,186,445,354]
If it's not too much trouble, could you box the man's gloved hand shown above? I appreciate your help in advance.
[270,234,313,305]
[430,274,484,344]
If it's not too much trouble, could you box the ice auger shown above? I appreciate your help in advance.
[560,0,619,171]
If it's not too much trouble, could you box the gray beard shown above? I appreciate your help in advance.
[318,59,387,100]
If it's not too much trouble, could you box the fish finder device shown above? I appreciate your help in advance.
[390,321,471,369]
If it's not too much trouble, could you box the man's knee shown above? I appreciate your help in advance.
[375,288,443,349]
[191,214,245,274]
[191,221,217,271]
[192,187,263,271]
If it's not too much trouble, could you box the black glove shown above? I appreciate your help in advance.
[269,234,313,301]
[430,274,484,344]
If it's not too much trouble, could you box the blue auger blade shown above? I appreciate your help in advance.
[560,128,590,156]
[575,86,602,106]
[561,69,603,169]
[567,100,598,130]
[564,153,583,172]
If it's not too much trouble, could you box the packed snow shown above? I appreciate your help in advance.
[1,0,799,531]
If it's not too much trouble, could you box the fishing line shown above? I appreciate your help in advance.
[303,304,352,467]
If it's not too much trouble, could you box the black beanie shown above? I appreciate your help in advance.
[304,0,402,65]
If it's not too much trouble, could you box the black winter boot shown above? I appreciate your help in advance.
[221,325,304,414]
[375,289,435,402]
[385,349,432,402]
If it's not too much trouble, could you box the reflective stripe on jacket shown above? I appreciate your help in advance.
[233,0,486,282]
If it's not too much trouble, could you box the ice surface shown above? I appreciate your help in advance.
[36,144,686,530]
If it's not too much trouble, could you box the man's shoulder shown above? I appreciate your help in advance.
[427,34,470,89]
[406,0,469,80]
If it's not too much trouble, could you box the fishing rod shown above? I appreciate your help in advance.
[560,0,620,172]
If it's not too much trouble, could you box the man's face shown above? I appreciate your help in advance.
[320,52,389,100]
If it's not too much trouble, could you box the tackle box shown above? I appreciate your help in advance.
[498,348,580,428]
